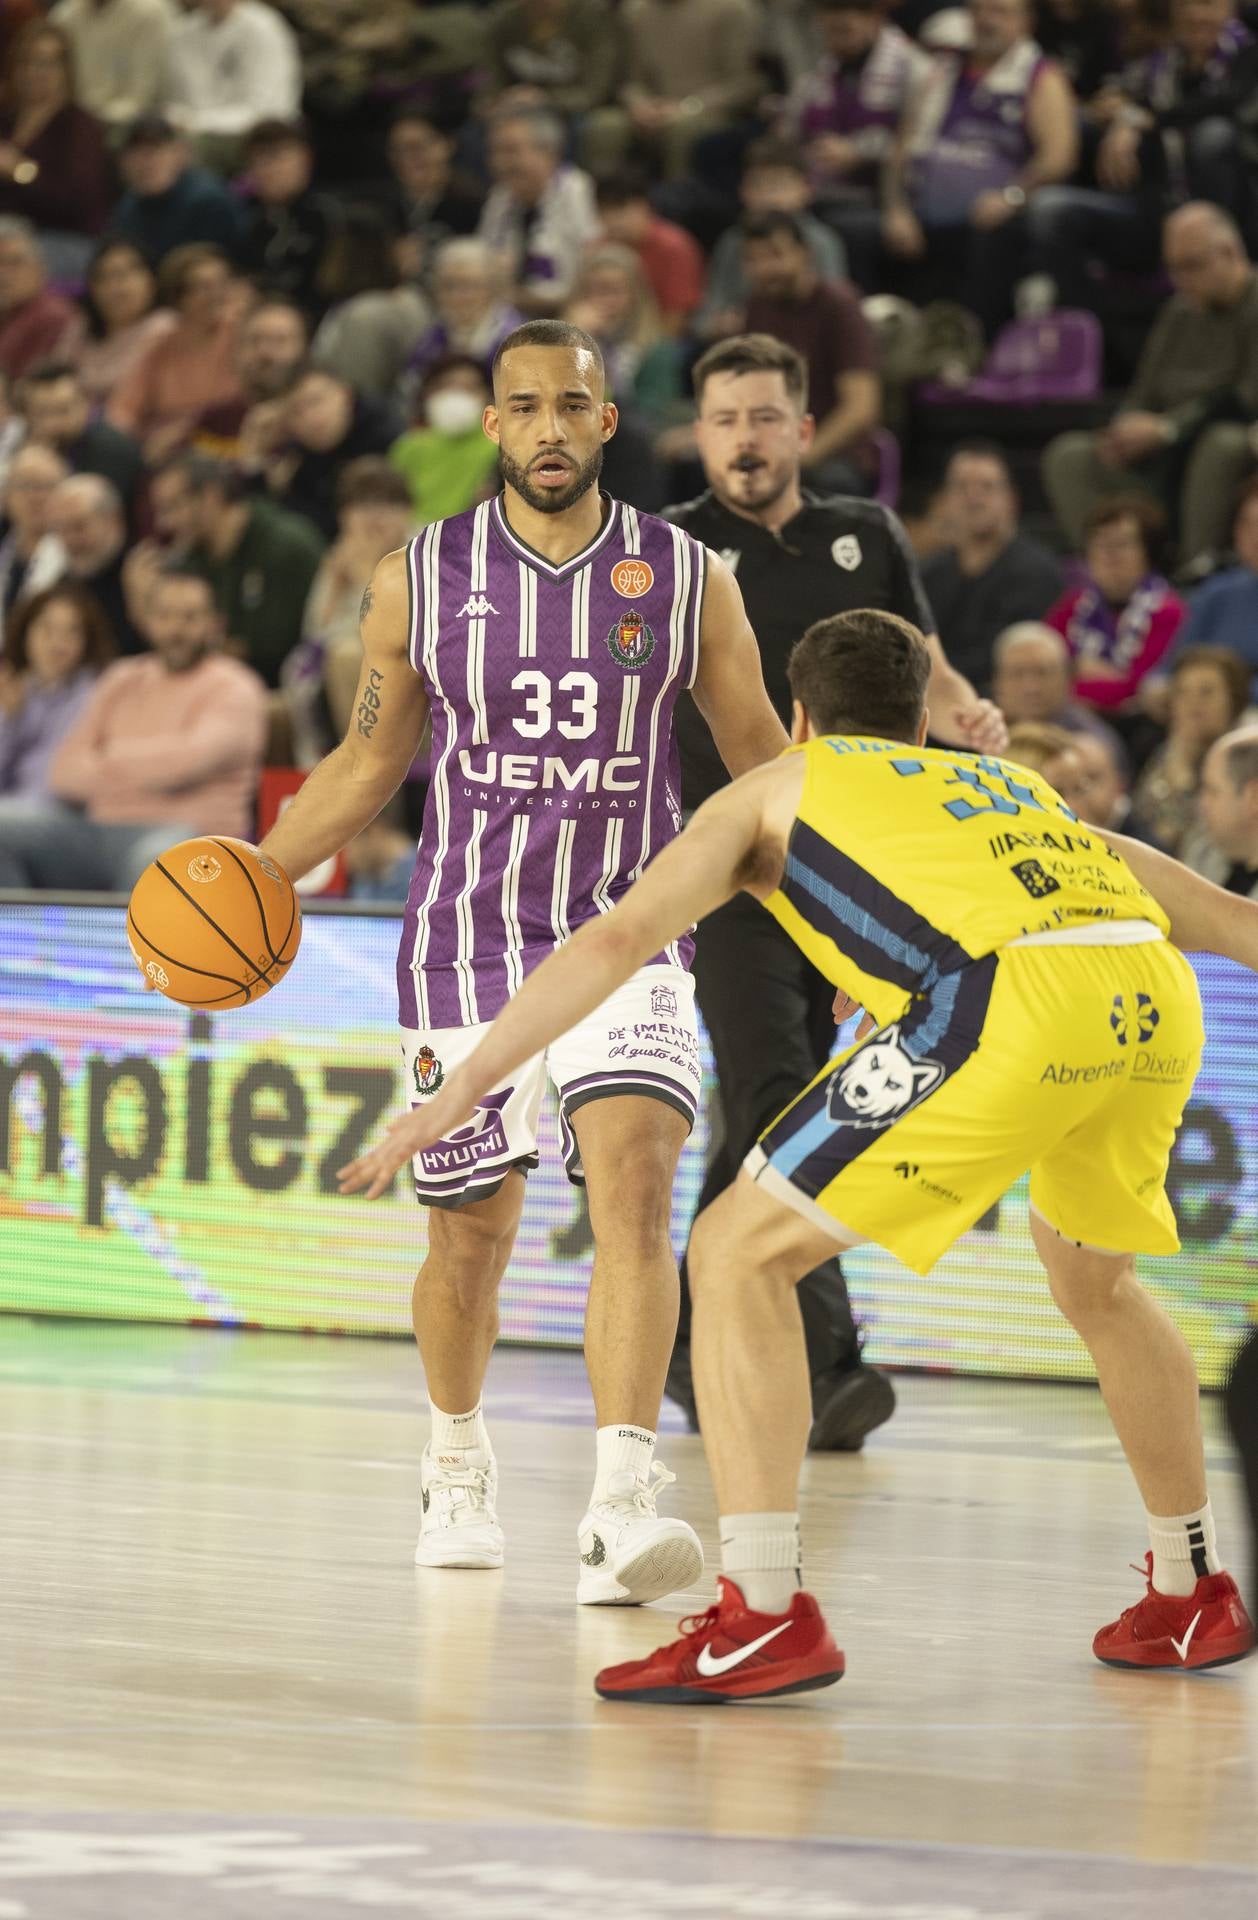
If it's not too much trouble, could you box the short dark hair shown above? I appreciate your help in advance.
[691,332,808,408]
[245,116,311,154]
[947,439,1014,482]
[419,351,490,399]
[336,455,413,512]
[150,565,215,603]
[742,137,807,177]
[787,610,932,739]
[1083,492,1168,570]
[19,358,82,393]
[1169,644,1250,722]
[120,113,178,152]
[1218,729,1258,791]
[158,453,249,504]
[277,357,349,402]
[156,243,230,309]
[740,209,808,250]
[594,168,652,210]
[3,582,115,674]
[491,319,605,395]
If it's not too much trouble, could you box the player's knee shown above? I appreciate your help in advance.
[1045,1252,1136,1325]
[589,1173,674,1259]
[426,1203,517,1287]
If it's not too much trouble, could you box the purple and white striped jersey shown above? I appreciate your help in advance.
[397,494,707,1028]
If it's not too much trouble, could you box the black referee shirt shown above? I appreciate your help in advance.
[665,489,936,810]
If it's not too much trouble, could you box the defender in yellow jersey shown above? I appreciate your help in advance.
[342,611,1258,1699]
[747,735,1202,1274]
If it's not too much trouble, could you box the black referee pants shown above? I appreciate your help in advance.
[675,889,863,1374]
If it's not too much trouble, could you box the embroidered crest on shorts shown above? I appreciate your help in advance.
[413,1046,446,1095]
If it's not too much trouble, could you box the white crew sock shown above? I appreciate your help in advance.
[591,1423,655,1506]
[1148,1500,1220,1596]
[719,1512,802,1615]
[429,1399,490,1455]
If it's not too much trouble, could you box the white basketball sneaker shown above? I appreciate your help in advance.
[414,1445,505,1569]
[576,1461,703,1605]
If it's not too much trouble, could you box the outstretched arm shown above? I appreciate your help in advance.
[260,549,428,881]
[338,767,778,1197]
[1101,829,1258,969]
[691,553,792,780]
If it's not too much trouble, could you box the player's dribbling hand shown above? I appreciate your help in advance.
[953,698,1008,755]
[337,1083,477,1200]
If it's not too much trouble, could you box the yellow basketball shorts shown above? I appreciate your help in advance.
[745,936,1204,1275]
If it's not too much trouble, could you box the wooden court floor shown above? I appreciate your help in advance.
[2,1318,1255,1919]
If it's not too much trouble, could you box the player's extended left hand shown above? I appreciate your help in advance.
[337,1080,478,1199]
[953,698,1008,755]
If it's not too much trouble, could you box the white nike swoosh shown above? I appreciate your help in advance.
[1170,1609,1203,1663]
[695,1620,793,1677]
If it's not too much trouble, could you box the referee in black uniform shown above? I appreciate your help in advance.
[665,334,1007,1449]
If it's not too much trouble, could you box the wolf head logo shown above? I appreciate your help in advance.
[826,1027,945,1130]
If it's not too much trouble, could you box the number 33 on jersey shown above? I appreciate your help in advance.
[400,496,708,1028]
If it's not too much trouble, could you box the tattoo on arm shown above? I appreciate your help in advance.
[359,583,374,624]
[356,667,385,740]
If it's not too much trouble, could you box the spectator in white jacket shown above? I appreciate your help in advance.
[164,0,301,171]
[478,107,599,314]
[49,0,175,138]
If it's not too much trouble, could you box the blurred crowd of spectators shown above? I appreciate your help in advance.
[1,0,1258,901]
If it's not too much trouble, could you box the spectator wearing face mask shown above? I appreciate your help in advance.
[1042,496,1186,712]
[389,355,497,526]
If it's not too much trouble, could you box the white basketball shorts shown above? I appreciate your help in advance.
[399,963,701,1208]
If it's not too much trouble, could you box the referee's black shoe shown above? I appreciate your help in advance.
[664,1349,896,1452]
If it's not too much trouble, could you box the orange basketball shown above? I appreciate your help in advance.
[127,836,302,1009]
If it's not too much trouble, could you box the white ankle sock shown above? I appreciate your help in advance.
[719,1512,801,1615]
[429,1399,490,1455]
[591,1423,655,1505]
[1148,1500,1220,1596]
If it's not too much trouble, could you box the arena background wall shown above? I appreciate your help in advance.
[1,900,1254,1386]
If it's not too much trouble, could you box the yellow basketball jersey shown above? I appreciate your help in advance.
[766,737,1170,1025]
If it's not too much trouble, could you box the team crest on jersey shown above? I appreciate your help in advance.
[825,1027,944,1130]
[187,853,221,883]
[607,607,656,669]
[650,984,678,1017]
[832,535,862,572]
[610,558,654,597]
[413,1046,446,1096]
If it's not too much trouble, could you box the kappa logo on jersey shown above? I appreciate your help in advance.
[610,558,654,597]
[457,594,499,619]
[826,1027,945,1129]
[413,1046,446,1095]
[607,607,657,670]
[1110,993,1160,1047]
[832,534,862,572]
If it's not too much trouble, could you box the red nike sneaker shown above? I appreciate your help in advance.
[594,1577,844,1703]
[1093,1554,1255,1671]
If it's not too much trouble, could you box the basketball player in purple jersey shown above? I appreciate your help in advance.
[260,321,792,1604]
